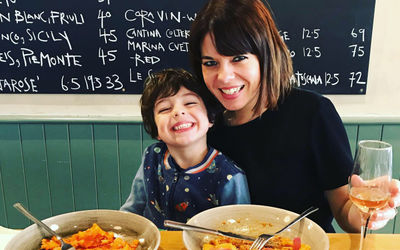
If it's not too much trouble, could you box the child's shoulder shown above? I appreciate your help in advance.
[144,141,167,157]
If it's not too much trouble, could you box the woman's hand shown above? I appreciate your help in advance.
[367,179,400,230]
[328,178,399,233]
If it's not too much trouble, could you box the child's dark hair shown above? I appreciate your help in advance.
[140,68,220,139]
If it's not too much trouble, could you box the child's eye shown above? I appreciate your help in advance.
[157,107,171,113]
[232,55,247,62]
[202,60,217,67]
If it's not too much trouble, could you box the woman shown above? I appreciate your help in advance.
[188,0,399,233]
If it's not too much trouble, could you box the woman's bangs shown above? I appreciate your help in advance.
[212,22,254,56]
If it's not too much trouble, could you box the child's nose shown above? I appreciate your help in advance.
[173,109,185,117]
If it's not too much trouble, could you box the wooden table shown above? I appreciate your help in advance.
[2,227,399,249]
[159,231,400,250]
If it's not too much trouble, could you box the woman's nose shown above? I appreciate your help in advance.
[217,63,235,83]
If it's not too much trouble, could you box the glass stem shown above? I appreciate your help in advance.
[363,214,371,238]
[359,213,371,250]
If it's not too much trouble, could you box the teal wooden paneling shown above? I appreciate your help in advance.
[357,124,383,141]
[69,124,97,210]
[0,156,4,226]
[93,124,120,209]
[142,126,157,149]
[44,124,74,215]
[118,124,143,206]
[382,125,400,179]
[0,124,29,228]
[344,124,358,157]
[19,124,52,221]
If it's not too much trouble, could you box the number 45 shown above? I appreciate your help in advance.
[98,48,117,65]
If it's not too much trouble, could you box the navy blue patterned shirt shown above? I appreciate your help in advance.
[121,141,250,228]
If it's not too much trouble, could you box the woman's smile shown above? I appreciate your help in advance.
[220,85,245,97]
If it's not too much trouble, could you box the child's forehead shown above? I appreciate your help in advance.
[156,86,201,102]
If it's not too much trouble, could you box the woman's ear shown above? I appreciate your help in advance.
[209,122,214,128]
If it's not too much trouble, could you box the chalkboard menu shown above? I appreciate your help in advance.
[0,0,375,94]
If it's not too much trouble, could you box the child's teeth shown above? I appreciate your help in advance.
[174,123,192,130]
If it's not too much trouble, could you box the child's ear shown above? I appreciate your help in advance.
[208,122,214,128]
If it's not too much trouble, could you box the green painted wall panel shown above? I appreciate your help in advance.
[357,125,383,141]
[19,124,52,221]
[93,124,120,209]
[0,124,29,228]
[0,158,5,226]
[382,125,400,180]
[344,124,358,157]
[142,126,157,149]
[118,124,142,206]
[69,124,97,210]
[44,124,75,215]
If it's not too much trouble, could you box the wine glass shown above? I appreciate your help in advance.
[348,140,392,250]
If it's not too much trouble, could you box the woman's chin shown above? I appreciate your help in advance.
[220,101,245,112]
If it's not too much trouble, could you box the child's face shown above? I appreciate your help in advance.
[153,86,212,147]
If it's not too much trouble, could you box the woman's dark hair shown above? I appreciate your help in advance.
[189,0,293,113]
[140,68,220,139]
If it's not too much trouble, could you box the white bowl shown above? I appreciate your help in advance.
[5,209,160,250]
[183,205,329,250]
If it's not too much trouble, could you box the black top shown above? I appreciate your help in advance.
[208,88,353,232]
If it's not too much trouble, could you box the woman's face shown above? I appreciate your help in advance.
[200,33,261,113]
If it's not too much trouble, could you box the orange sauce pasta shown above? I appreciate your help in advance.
[40,223,139,250]
[202,235,311,250]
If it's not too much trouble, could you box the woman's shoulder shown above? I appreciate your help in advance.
[272,88,340,126]
[285,87,327,104]
[283,88,335,111]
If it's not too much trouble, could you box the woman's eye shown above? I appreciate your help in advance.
[232,55,247,62]
[185,102,197,106]
[202,60,217,67]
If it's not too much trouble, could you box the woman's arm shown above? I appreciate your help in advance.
[325,185,360,233]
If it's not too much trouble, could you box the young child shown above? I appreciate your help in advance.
[120,68,250,228]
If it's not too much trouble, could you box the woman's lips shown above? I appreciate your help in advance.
[220,85,244,99]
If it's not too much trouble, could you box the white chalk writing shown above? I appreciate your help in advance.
[20,48,82,67]
[0,76,39,93]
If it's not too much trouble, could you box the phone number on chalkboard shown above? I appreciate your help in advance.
[60,74,124,92]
